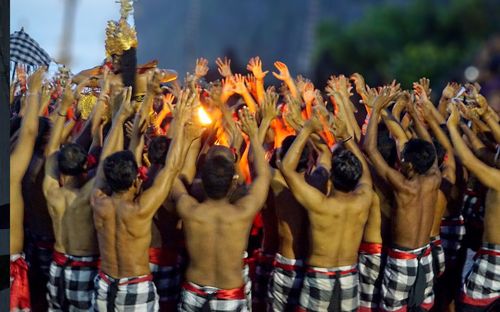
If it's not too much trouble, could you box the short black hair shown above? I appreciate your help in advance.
[331,147,362,192]
[58,143,87,176]
[201,147,235,199]
[103,150,138,193]
[280,135,310,172]
[402,139,436,174]
[148,136,171,165]
[377,124,397,167]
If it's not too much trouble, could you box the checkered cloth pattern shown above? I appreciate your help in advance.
[93,271,158,311]
[267,253,305,311]
[10,254,31,312]
[440,215,466,261]
[10,30,51,67]
[149,262,181,303]
[460,243,500,309]
[46,254,99,311]
[462,192,484,222]
[242,256,252,312]
[178,282,248,312]
[297,264,359,312]
[251,249,275,303]
[358,243,383,311]
[430,236,446,279]
[380,245,434,312]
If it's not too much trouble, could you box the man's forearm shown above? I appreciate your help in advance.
[364,109,380,153]
[483,113,500,144]
[256,79,265,105]
[282,126,312,172]
[241,91,257,113]
[249,133,270,178]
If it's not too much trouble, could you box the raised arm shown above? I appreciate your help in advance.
[362,91,407,190]
[447,103,500,191]
[232,74,258,113]
[235,107,272,217]
[136,89,197,219]
[273,61,299,100]
[278,113,326,212]
[247,57,268,105]
[258,88,279,145]
[43,83,77,195]
[332,116,372,187]
[11,67,45,183]
[477,95,500,144]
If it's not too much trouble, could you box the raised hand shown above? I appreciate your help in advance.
[350,73,368,99]
[174,88,197,124]
[416,77,431,97]
[238,106,258,138]
[39,83,53,115]
[272,61,292,81]
[27,66,46,92]
[372,87,397,112]
[331,115,349,141]
[147,69,163,95]
[260,88,279,122]
[302,82,315,104]
[216,57,233,78]
[116,86,135,120]
[247,56,268,80]
[163,93,175,113]
[304,107,323,133]
[231,74,248,95]
[195,58,209,78]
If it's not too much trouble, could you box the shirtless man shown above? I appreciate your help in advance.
[10,67,46,311]
[364,90,441,312]
[267,134,330,311]
[42,83,100,311]
[91,87,195,311]
[279,112,373,312]
[173,107,271,311]
[447,104,500,312]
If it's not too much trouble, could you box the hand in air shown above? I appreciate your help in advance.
[238,106,258,138]
[247,56,268,80]
[216,57,232,78]
[272,61,292,81]
[195,58,209,78]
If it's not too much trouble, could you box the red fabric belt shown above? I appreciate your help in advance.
[460,291,499,307]
[252,249,275,265]
[182,282,246,300]
[476,248,500,258]
[148,247,178,266]
[306,267,357,276]
[98,271,153,286]
[10,257,31,310]
[465,189,478,196]
[388,246,431,260]
[359,242,383,254]
[53,251,99,267]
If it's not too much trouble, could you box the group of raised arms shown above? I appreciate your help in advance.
[9,56,500,312]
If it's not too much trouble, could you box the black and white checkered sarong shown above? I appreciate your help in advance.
[430,236,445,279]
[358,243,383,311]
[46,253,98,311]
[252,249,275,303]
[380,245,434,312]
[298,264,359,312]
[93,271,158,311]
[149,262,180,303]
[267,253,305,311]
[460,242,500,309]
[440,215,466,261]
[178,282,247,312]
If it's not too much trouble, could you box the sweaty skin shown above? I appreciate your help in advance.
[280,121,373,268]
[172,113,271,289]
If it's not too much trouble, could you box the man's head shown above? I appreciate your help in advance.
[148,136,171,165]
[331,147,362,192]
[401,139,436,175]
[103,150,138,193]
[279,135,310,173]
[58,143,88,176]
[201,146,236,199]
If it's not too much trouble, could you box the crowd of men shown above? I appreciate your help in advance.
[9,51,500,312]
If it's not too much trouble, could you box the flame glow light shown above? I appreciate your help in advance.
[197,107,212,125]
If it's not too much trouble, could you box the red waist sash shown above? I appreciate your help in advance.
[53,251,99,267]
[183,282,246,300]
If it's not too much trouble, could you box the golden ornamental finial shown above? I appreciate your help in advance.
[105,0,138,57]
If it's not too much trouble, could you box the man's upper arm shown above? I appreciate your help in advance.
[43,154,60,198]
[279,170,325,214]
[235,174,271,218]
[464,156,500,191]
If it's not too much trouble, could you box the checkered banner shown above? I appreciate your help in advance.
[10,29,51,67]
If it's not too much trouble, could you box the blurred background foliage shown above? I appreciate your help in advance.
[313,0,500,90]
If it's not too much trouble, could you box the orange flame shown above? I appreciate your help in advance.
[197,106,212,125]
